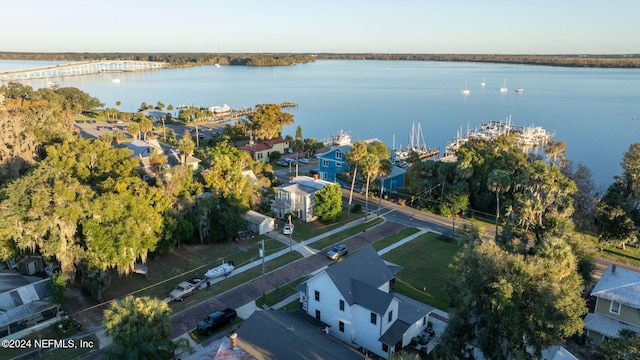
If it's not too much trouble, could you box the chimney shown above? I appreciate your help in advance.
[313,173,319,180]
[612,264,617,274]
[229,333,237,349]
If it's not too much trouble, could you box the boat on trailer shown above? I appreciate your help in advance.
[205,261,235,279]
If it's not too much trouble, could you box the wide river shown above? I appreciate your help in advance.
[2,59,639,189]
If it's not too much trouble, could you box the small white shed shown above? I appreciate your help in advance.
[243,210,275,235]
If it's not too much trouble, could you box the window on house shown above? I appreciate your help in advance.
[314,290,320,302]
[610,300,620,315]
[315,310,321,321]
[336,151,343,159]
[382,343,389,353]
[388,310,393,322]
[322,159,329,167]
[336,162,342,168]
[370,312,377,325]
[339,300,345,311]
[339,321,344,332]
[323,172,328,180]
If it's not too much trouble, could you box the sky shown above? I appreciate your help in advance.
[3,0,638,54]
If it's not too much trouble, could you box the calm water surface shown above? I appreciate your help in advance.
[2,59,639,188]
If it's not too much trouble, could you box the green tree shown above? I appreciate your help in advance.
[104,296,190,360]
[177,136,195,164]
[48,273,67,316]
[360,153,380,219]
[346,141,368,218]
[437,240,587,359]
[128,122,141,140]
[313,183,343,222]
[247,103,294,140]
[597,329,640,359]
[139,117,153,141]
[487,169,511,238]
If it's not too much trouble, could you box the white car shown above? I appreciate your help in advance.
[283,223,294,235]
[299,158,309,164]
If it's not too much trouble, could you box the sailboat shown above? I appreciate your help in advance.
[460,80,470,95]
[480,77,486,87]
[499,78,508,93]
[394,122,439,163]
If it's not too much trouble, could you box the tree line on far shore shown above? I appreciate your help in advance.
[1,52,639,68]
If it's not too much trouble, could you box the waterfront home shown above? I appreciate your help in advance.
[139,108,167,123]
[318,143,405,192]
[584,264,640,345]
[0,277,57,340]
[270,176,333,222]
[239,138,290,163]
[298,246,434,359]
[317,145,352,184]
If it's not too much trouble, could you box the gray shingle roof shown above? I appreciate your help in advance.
[236,310,366,360]
[325,247,396,305]
[591,265,640,309]
[352,279,394,315]
[378,319,410,345]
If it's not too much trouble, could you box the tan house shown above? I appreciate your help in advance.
[239,138,290,163]
[584,264,640,345]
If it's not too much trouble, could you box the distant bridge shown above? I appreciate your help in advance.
[0,60,168,82]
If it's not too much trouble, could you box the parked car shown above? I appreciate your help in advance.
[276,160,288,166]
[327,244,349,260]
[197,308,238,335]
[299,157,309,164]
[283,223,294,235]
[169,277,203,301]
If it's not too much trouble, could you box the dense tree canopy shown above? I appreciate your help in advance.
[436,240,587,359]
[313,183,343,222]
[245,103,294,140]
[104,296,188,359]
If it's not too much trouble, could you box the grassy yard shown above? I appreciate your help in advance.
[289,208,366,242]
[382,232,463,311]
[372,227,421,251]
[311,217,384,250]
[93,235,290,313]
[255,277,306,309]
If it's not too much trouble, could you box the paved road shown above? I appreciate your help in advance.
[169,219,407,338]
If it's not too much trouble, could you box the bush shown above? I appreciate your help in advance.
[351,204,362,213]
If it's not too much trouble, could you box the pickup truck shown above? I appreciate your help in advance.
[170,277,203,301]
[197,308,237,335]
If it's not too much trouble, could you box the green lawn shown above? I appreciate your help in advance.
[311,217,384,250]
[372,227,420,251]
[382,232,463,311]
[290,208,366,241]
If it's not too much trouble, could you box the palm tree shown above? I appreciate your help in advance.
[177,137,195,164]
[487,169,511,238]
[346,141,368,219]
[360,153,380,221]
[377,158,393,212]
[128,122,140,140]
[139,117,153,141]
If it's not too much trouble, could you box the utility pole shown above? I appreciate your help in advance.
[260,239,266,301]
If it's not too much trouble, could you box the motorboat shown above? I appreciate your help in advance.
[205,261,235,278]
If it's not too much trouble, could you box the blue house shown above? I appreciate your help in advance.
[318,143,406,192]
[380,166,406,192]
[318,145,352,186]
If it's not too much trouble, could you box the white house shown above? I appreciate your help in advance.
[270,176,334,222]
[298,246,434,359]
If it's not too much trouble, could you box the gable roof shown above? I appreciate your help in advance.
[591,265,640,309]
[352,279,394,314]
[236,310,365,360]
[325,246,399,306]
